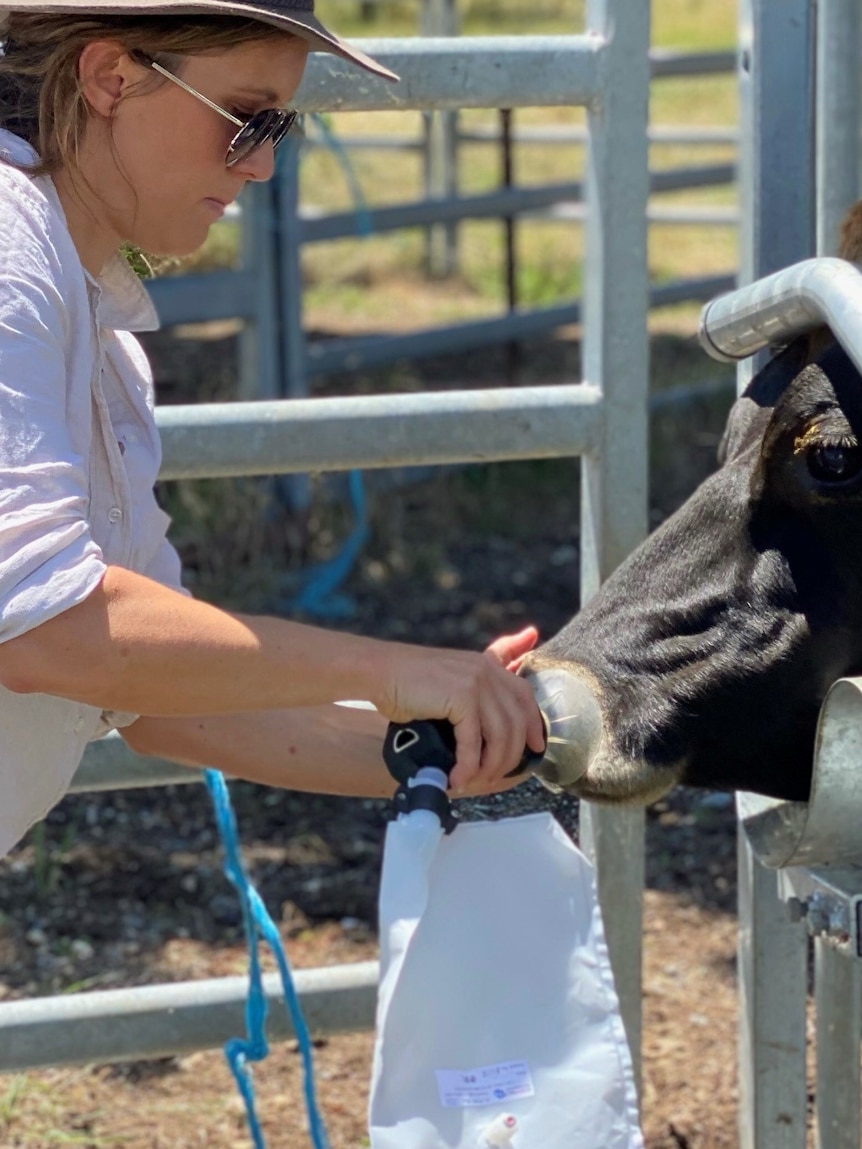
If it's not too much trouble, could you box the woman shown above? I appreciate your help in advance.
[0,1,544,859]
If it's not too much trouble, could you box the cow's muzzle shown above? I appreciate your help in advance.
[521,667,604,793]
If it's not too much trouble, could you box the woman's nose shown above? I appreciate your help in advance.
[235,139,276,183]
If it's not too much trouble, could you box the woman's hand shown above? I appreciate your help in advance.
[484,624,539,674]
[373,625,545,792]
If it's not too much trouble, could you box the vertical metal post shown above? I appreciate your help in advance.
[736,2,814,1147]
[422,0,459,277]
[737,835,808,1149]
[814,939,862,1149]
[579,0,650,1090]
[238,180,281,402]
[816,0,861,256]
[275,132,311,513]
[278,132,308,403]
[500,108,521,381]
[813,6,862,1144]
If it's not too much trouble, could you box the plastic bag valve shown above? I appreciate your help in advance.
[480,1113,518,1146]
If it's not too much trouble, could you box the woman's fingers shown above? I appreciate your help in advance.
[377,636,544,792]
[484,625,539,670]
[450,662,543,791]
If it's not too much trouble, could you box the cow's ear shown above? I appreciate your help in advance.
[718,337,819,465]
[717,395,765,465]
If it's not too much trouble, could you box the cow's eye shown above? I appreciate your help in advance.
[806,443,862,486]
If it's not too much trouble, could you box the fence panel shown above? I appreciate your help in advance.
[0,5,651,1088]
[146,45,736,409]
[702,3,862,1138]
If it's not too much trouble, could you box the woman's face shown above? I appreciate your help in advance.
[75,35,308,260]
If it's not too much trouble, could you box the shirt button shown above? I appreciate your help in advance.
[108,507,123,524]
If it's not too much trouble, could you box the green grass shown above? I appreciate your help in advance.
[652,0,736,50]
[315,0,586,38]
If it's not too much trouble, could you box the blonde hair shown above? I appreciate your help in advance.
[0,14,289,176]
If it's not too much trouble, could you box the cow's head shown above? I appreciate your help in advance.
[524,333,862,803]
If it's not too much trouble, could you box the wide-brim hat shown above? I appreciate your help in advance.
[0,0,399,81]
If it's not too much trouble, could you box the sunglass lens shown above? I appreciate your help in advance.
[271,112,298,149]
[226,109,296,166]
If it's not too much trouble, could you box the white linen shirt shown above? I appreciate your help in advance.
[0,130,187,858]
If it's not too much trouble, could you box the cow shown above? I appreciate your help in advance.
[522,212,862,807]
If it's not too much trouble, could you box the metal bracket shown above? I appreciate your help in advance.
[778,866,862,957]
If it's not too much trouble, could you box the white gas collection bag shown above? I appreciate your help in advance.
[368,712,643,1149]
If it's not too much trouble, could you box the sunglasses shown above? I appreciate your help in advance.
[132,51,297,168]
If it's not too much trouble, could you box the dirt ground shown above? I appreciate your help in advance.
[0,324,751,1148]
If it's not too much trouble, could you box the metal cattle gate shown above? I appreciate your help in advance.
[0,0,651,1095]
[699,2,862,1148]
[146,43,736,405]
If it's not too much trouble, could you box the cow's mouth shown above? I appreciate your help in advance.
[521,662,687,805]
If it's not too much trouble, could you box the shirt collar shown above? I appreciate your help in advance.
[83,257,161,334]
[0,129,161,334]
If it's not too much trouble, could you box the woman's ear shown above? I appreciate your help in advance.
[76,40,135,118]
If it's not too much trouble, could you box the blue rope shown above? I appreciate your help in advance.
[204,769,330,1149]
[287,469,369,619]
[273,118,372,619]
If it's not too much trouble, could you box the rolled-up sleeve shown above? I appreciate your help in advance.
[0,189,106,642]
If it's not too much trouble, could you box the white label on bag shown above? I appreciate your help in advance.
[435,1061,535,1108]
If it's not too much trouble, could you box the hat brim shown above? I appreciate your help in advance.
[0,1,399,81]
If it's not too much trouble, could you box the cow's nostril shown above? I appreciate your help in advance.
[805,442,862,486]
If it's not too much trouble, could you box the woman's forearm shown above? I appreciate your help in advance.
[0,565,545,790]
[122,705,526,799]
[0,565,391,715]
[122,704,396,797]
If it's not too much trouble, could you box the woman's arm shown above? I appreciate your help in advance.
[122,704,527,799]
[0,566,544,789]
[122,704,397,797]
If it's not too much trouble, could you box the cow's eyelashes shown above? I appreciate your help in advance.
[806,442,862,487]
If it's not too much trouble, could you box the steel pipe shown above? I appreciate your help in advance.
[304,304,583,376]
[739,676,862,869]
[294,37,603,113]
[69,733,202,793]
[299,167,734,243]
[699,258,862,376]
[156,384,603,480]
[0,961,379,1071]
[302,277,732,379]
[649,49,736,78]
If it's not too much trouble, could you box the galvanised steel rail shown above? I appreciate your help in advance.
[154,383,603,480]
[291,36,603,112]
[649,48,736,77]
[0,962,380,1071]
[297,165,735,243]
[330,124,739,148]
[302,276,733,378]
[699,257,862,375]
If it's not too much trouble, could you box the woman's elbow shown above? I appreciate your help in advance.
[0,619,108,699]
[0,633,49,694]
[121,717,159,757]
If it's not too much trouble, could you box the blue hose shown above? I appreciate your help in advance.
[204,769,330,1149]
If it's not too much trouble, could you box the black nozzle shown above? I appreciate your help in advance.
[383,718,458,785]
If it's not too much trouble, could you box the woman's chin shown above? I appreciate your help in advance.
[141,230,209,262]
